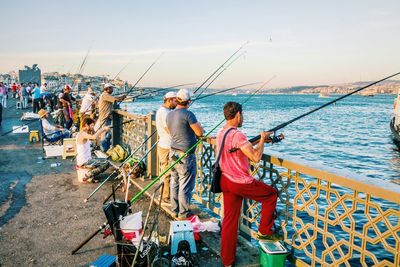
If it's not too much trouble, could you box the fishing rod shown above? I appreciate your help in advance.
[117,53,164,105]
[243,71,400,146]
[71,44,93,93]
[128,77,273,204]
[111,60,132,81]
[0,119,38,136]
[193,41,248,95]
[194,51,247,102]
[83,134,158,202]
[192,82,259,102]
[125,83,196,100]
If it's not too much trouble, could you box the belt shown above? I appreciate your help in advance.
[171,147,194,154]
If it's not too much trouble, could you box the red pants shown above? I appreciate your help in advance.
[220,175,278,266]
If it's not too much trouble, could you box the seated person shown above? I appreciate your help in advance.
[76,117,110,183]
[38,109,71,141]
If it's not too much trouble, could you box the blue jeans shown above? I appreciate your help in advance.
[48,130,71,141]
[99,119,112,152]
[169,150,197,218]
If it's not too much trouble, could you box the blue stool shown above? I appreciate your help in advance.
[90,254,116,267]
[169,221,197,255]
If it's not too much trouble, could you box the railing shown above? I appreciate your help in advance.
[113,110,157,176]
[113,109,400,266]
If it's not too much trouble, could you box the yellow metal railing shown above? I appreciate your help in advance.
[194,138,400,267]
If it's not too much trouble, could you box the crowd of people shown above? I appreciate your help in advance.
[1,79,281,266]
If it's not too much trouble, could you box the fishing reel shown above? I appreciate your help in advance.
[267,133,284,144]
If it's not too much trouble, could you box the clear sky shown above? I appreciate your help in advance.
[1,0,399,88]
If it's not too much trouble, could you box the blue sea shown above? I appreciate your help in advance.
[127,94,400,183]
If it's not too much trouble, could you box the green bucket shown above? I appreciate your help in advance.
[259,241,289,267]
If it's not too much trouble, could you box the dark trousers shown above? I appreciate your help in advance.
[0,103,2,126]
[220,176,278,266]
[33,98,41,113]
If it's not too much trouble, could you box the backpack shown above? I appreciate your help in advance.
[171,240,195,267]
[106,144,129,162]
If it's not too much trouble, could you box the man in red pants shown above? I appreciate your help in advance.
[216,101,281,267]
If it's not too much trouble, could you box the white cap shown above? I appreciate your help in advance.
[176,88,192,102]
[104,83,114,89]
[164,91,177,99]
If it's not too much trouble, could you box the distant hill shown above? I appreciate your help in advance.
[266,80,400,95]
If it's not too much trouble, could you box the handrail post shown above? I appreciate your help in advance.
[146,112,157,178]
[112,109,122,146]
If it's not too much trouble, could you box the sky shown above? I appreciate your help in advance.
[1,0,399,88]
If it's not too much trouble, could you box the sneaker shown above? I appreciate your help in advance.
[257,231,283,241]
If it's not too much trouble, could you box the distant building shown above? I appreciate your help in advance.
[19,64,41,85]
[59,75,73,86]
[43,75,60,91]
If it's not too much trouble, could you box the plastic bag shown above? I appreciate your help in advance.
[189,215,220,233]
[120,211,143,242]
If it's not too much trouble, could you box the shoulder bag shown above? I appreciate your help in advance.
[210,128,235,193]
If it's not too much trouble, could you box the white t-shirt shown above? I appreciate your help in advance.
[40,85,47,93]
[79,93,95,114]
[76,132,92,166]
[156,105,172,149]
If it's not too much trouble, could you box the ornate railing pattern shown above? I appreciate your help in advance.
[115,110,147,158]
[195,138,400,267]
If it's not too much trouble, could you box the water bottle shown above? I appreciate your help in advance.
[51,162,61,167]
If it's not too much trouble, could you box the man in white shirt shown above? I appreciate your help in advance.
[155,91,177,203]
[38,109,71,141]
[79,86,97,129]
[40,83,48,93]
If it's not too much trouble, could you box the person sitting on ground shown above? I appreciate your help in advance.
[76,117,110,183]
[216,101,281,267]
[38,109,71,142]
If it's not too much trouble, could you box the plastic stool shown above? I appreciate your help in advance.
[16,101,22,109]
[62,138,77,159]
[29,130,40,142]
[168,220,197,255]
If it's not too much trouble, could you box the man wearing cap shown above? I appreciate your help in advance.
[156,91,177,204]
[95,83,125,151]
[38,109,71,141]
[79,85,97,130]
[166,88,204,219]
[58,84,75,129]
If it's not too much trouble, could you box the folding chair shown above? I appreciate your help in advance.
[39,120,63,155]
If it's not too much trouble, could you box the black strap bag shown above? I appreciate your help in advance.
[210,128,234,193]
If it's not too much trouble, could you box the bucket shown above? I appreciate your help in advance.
[77,167,89,182]
[120,211,143,242]
[259,240,289,267]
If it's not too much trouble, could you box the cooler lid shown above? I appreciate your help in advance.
[259,240,288,254]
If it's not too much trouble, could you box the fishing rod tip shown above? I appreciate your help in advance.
[83,199,88,203]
